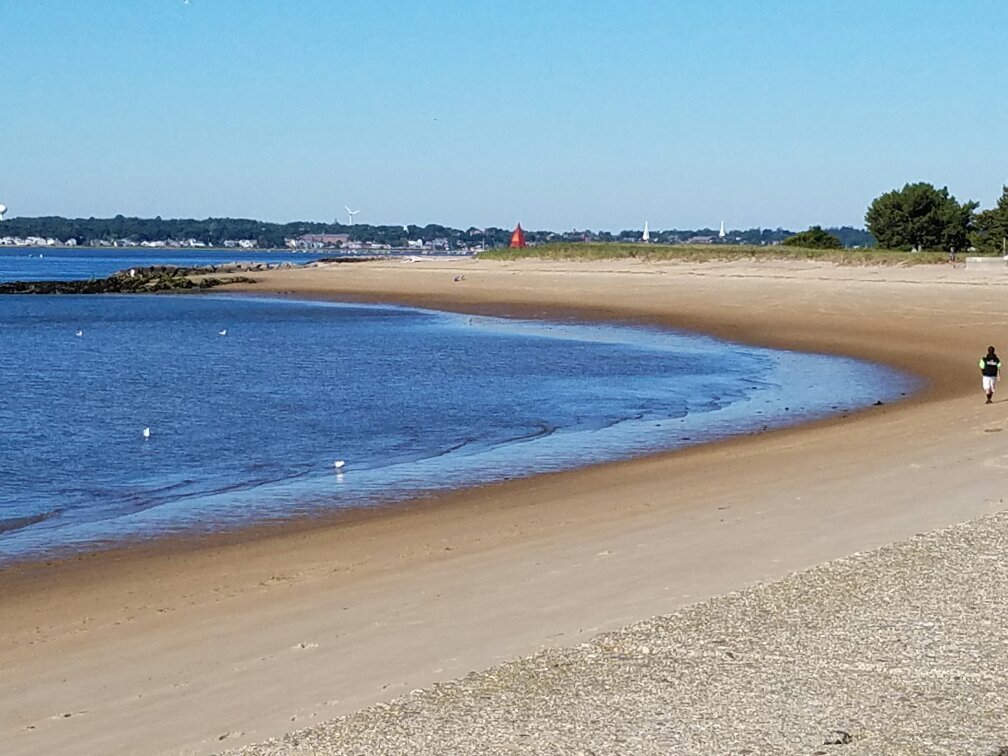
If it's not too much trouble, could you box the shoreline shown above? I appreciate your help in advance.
[3,258,1006,754]
[0,290,920,571]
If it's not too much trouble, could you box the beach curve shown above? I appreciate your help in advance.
[2,257,1007,754]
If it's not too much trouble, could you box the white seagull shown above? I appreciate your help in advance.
[218,329,227,336]
[143,427,151,439]
[333,460,346,470]
[75,329,83,337]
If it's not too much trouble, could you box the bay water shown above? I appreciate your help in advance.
[0,267,918,564]
[0,246,378,282]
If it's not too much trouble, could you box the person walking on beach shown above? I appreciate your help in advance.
[980,346,1001,404]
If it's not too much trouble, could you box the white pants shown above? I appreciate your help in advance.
[983,375,997,393]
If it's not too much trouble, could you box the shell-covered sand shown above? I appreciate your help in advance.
[230,511,1008,755]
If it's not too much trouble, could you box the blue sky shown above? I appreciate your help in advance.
[2,0,1005,230]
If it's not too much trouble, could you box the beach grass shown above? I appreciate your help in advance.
[478,242,950,265]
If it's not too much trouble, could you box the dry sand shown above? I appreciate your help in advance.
[3,258,1008,755]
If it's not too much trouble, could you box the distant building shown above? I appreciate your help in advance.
[303,233,349,248]
[289,233,349,250]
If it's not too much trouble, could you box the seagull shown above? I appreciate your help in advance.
[333,460,346,470]
[143,427,151,439]
[218,329,227,336]
[74,329,83,337]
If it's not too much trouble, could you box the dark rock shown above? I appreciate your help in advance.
[823,730,852,746]
[0,266,256,295]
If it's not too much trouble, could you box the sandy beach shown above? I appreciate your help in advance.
[3,257,1008,755]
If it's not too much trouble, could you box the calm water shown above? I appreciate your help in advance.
[0,293,918,564]
[0,247,390,282]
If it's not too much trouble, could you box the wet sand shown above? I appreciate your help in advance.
[3,258,1008,754]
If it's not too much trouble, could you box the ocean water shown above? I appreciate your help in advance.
[0,294,919,564]
[0,247,367,282]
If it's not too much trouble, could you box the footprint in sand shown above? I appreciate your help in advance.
[51,711,86,720]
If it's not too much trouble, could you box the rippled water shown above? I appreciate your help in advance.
[0,246,374,282]
[0,294,918,563]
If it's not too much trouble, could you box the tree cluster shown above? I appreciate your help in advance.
[0,215,521,249]
[865,183,977,252]
[781,226,843,249]
[864,182,1008,253]
[972,186,1008,255]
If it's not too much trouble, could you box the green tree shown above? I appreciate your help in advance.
[972,185,1008,255]
[782,226,843,249]
[865,182,977,251]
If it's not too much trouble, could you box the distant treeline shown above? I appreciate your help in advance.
[0,216,490,249]
[0,215,876,249]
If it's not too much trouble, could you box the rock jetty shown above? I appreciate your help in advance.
[0,264,259,294]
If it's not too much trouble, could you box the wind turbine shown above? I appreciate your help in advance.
[0,203,7,221]
[344,206,359,226]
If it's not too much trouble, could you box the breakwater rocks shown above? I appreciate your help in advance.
[0,264,261,294]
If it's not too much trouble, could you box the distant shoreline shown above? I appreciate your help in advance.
[0,244,408,253]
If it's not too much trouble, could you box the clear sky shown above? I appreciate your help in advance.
[2,0,1006,231]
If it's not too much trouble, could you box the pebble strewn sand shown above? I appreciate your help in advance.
[229,512,1008,756]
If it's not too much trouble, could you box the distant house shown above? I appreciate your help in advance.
[685,236,715,245]
[289,233,349,250]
